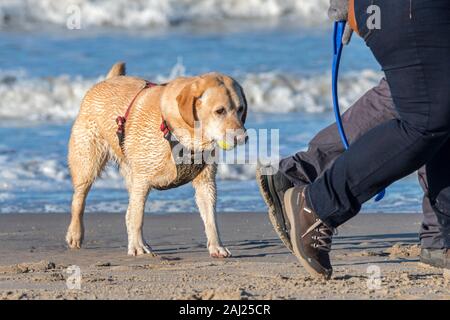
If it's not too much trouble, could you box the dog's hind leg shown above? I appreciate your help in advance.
[192,164,231,258]
[66,116,108,249]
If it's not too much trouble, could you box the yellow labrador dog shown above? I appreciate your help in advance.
[66,62,248,257]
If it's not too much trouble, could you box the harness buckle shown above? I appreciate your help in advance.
[160,120,171,141]
[116,116,126,147]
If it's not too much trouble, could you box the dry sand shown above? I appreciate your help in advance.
[0,212,448,300]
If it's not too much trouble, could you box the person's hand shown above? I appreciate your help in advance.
[328,0,354,45]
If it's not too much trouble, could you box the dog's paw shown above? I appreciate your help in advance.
[209,245,232,258]
[66,226,84,249]
[127,242,157,257]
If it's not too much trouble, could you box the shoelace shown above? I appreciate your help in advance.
[303,219,336,252]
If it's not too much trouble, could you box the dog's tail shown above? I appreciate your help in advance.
[106,62,126,79]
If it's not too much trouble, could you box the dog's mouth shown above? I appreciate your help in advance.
[215,130,248,151]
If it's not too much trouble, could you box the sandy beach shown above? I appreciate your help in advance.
[0,212,448,300]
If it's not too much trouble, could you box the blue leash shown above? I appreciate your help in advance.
[332,21,385,202]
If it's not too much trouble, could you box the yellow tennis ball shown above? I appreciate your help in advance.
[217,140,234,151]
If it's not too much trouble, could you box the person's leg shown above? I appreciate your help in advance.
[280,80,448,254]
[307,0,450,228]
[417,167,445,249]
[281,0,450,278]
[426,137,450,248]
[280,78,396,185]
[259,78,397,251]
[280,78,450,253]
[421,138,450,269]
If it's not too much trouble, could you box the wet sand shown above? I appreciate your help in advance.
[0,212,448,300]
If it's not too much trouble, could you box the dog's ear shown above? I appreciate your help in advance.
[238,84,248,124]
[176,78,206,128]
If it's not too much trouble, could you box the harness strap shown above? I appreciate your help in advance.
[115,81,196,162]
[116,80,156,148]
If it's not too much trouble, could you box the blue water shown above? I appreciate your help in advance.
[0,26,423,214]
[1,28,378,78]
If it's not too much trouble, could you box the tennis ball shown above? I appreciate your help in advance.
[217,140,234,151]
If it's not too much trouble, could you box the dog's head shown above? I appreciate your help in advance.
[176,73,248,150]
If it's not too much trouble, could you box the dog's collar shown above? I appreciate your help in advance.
[160,118,193,154]
[160,117,209,163]
[160,118,173,142]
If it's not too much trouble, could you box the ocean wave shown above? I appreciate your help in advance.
[0,153,256,192]
[0,0,329,29]
[240,69,382,113]
[0,65,382,121]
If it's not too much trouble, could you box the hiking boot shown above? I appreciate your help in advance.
[256,164,293,251]
[284,186,335,280]
[420,248,450,270]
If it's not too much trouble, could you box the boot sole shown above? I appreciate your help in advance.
[284,187,332,280]
[256,166,293,252]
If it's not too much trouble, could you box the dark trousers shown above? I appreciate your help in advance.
[280,79,446,249]
[301,0,450,246]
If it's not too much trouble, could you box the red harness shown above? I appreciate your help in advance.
[116,80,169,148]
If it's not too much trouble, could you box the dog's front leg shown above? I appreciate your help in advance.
[193,165,231,258]
[125,181,155,257]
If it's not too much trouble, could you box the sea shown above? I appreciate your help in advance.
[0,0,423,214]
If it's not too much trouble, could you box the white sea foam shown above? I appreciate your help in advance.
[0,67,382,121]
[240,69,382,113]
[0,0,329,29]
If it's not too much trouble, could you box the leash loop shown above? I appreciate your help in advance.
[116,80,156,149]
[332,21,386,202]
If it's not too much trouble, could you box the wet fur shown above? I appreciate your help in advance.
[66,62,247,257]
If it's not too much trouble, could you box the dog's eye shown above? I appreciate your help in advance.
[215,107,226,115]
